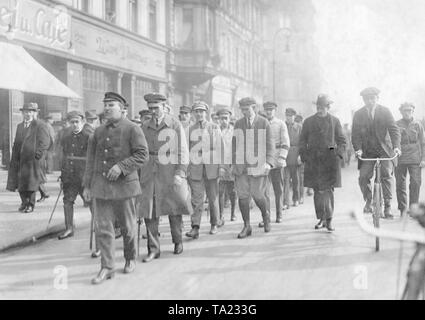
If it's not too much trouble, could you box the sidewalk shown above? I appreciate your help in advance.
[0,169,91,252]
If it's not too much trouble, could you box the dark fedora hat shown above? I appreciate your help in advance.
[313,94,333,107]
[20,102,39,112]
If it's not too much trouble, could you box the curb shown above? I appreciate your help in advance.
[0,224,66,254]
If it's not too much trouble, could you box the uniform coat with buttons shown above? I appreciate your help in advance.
[83,118,148,199]
[61,129,90,184]
[138,114,192,219]
[7,120,50,192]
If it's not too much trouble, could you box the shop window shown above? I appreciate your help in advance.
[149,0,157,41]
[105,0,117,24]
[81,0,90,13]
[129,0,138,33]
[83,68,113,93]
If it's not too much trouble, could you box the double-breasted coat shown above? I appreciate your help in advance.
[138,114,192,219]
[299,113,346,190]
[83,118,148,199]
[7,120,50,192]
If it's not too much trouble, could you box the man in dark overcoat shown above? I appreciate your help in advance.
[83,92,149,284]
[352,87,401,218]
[299,95,346,232]
[138,93,192,262]
[7,103,50,213]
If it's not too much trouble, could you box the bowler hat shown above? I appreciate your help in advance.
[360,87,380,97]
[400,102,415,111]
[20,102,39,112]
[239,97,257,107]
[179,105,192,114]
[285,108,297,116]
[103,92,127,106]
[192,101,209,112]
[263,101,277,110]
[313,94,333,107]
[144,93,167,104]
[85,110,98,120]
[67,111,84,121]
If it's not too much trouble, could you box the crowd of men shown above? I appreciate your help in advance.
[5,86,425,285]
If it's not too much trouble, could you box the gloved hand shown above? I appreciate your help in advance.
[277,157,286,168]
[394,148,402,157]
[355,150,363,158]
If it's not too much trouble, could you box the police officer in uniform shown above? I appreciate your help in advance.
[395,103,425,216]
[83,92,149,284]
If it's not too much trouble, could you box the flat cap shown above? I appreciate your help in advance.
[360,87,380,97]
[85,110,98,119]
[66,111,84,121]
[179,105,192,113]
[295,114,304,122]
[258,110,268,118]
[216,107,232,116]
[144,93,167,104]
[192,101,209,112]
[103,92,127,106]
[139,109,153,117]
[285,108,297,116]
[263,101,278,109]
[239,97,257,107]
[400,102,415,110]
[20,102,39,111]
[313,94,333,106]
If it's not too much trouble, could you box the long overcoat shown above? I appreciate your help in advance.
[299,113,346,190]
[7,120,50,192]
[138,114,192,219]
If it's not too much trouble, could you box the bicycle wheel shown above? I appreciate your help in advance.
[373,182,382,251]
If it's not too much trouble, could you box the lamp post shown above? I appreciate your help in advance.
[272,27,291,102]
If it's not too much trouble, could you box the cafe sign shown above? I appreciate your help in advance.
[0,0,71,51]
[72,19,167,80]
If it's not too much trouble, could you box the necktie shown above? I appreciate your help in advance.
[247,118,252,129]
[156,119,159,128]
[24,122,29,128]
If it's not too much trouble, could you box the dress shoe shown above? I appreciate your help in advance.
[384,206,394,219]
[58,229,74,240]
[300,198,304,205]
[217,219,225,228]
[142,252,160,263]
[24,206,34,214]
[18,204,26,212]
[315,220,326,230]
[238,226,252,239]
[276,216,283,223]
[293,201,299,207]
[210,225,218,235]
[186,227,199,239]
[91,250,101,258]
[231,215,236,221]
[91,268,115,285]
[363,200,373,214]
[325,220,335,232]
[37,195,50,203]
[124,260,136,274]
[258,221,264,228]
[263,221,271,233]
[174,243,183,255]
[282,204,290,210]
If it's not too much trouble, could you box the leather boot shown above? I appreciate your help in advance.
[326,219,335,232]
[262,210,271,233]
[59,204,74,240]
[384,201,394,219]
[363,199,373,214]
[186,226,200,239]
[238,199,252,239]
[91,268,115,285]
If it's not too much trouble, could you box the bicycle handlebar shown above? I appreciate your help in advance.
[351,209,425,244]
[358,155,398,161]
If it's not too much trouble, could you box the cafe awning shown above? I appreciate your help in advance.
[0,42,80,99]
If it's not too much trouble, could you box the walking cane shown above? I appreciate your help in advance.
[46,186,63,230]
[89,201,95,251]
[137,217,141,257]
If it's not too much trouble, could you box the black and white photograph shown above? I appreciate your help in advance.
[1,0,425,302]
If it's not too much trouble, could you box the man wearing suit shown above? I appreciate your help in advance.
[232,97,275,239]
[352,87,401,219]
[186,101,223,239]
[83,92,149,284]
[7,103,50,213]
